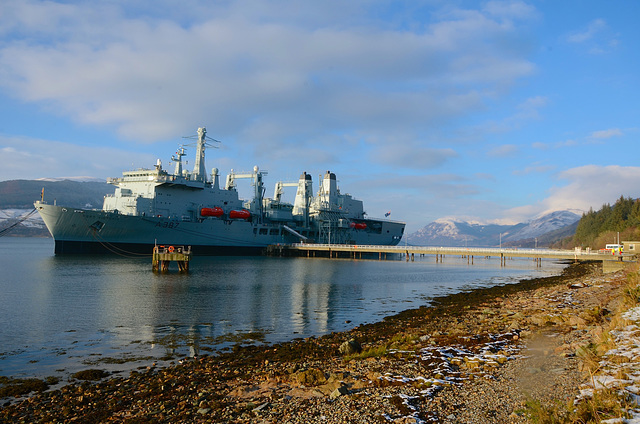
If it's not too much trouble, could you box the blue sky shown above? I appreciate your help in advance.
[1,0,639,233]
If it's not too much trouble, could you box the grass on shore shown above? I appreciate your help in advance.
[343,333,419,361]
[525,386,631,424]
[525,264,640,423]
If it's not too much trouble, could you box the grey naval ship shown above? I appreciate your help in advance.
[35,127,405,254]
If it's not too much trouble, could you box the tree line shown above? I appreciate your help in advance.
[560,196,640,249]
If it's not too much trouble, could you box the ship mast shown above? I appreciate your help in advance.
[181,126,221,183]
[172,147,186,176]
[192,127,207,182]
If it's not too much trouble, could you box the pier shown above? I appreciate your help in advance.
[268,244,635,271]
[152,245,192,272]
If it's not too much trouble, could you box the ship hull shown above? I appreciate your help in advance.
[35,202,404,255]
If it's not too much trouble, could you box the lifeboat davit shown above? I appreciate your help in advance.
[201,207,224,217]
[229,209,251,220]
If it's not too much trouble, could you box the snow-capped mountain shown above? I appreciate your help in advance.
[503,210,582,242]
[0,209,48,237]
[407,210,581,247]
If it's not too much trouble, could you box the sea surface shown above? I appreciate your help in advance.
[0,237,567,381]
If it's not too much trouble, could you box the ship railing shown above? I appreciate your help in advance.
[153,245,192,255]
[363,216,406,223]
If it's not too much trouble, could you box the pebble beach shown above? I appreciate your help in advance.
[2,260,639,423]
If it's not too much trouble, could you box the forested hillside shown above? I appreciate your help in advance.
[558,196,640,249]
[0,180,112,237]
[0,180,111,209]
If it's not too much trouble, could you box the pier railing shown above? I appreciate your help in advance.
[281,243,633,263]
[152,245,192,272]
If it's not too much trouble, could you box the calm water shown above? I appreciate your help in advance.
[0,237,566,380]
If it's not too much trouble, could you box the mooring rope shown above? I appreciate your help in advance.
[89,228,154,258]
[0,208,38,237]
[72,211,153,258]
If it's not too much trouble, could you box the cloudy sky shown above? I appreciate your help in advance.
[0,0,638,232]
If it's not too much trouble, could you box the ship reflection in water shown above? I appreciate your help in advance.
[0,238,566,380]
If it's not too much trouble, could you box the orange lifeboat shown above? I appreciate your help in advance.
[229,209,251,220]
[201,207,224,217]
[354,223,367,230]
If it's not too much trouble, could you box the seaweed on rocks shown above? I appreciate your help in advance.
[71,369,110,381]
[0,377,49,398]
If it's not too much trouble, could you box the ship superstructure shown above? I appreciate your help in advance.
[35,127,405,254]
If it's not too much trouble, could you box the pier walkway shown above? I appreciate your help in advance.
[268,244,635,269]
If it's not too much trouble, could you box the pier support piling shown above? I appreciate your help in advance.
[152,245,191,273]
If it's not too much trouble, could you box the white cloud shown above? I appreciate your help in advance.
[518,95,547,110]
[487,144,518,157]
[505,165,640,221]
[0,0,536,152]
[567,19,607,43]
[483,0,537,21]
[341,172,488,231]
[565,18,618,54]
[369,141,458,169]
[545,165,640,210]
[477,95,547,135]
[532,139,578,149]
[474,172,496,181]
[557,139,578,148]
[487,165,640,225]
[512,163,555,175]
[3,1,597,234]
[0,135,157,181]
[589,128,623,139]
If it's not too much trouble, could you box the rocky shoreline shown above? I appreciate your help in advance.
[1,260,636,423]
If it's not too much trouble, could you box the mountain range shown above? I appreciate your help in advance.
[406,210,582,248]
[0,179,583,245]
